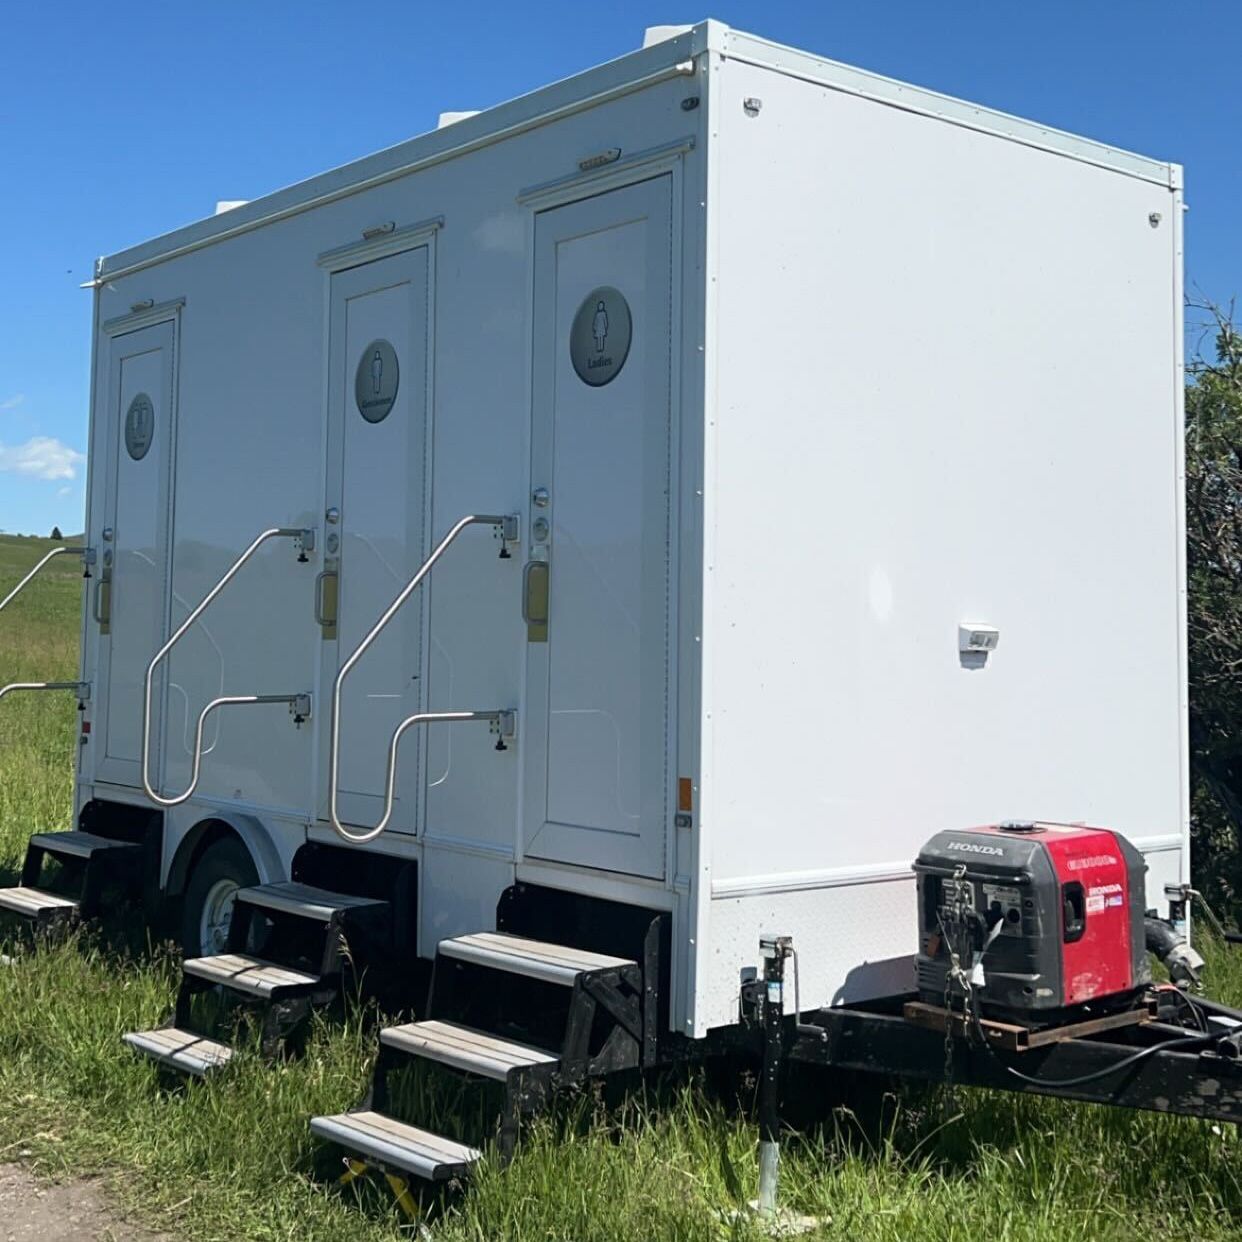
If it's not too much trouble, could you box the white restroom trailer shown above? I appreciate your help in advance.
[65,20,1186,1047]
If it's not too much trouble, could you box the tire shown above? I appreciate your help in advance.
[178,836,259,959]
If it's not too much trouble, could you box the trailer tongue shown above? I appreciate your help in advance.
[783,986,1242,1129]
[738,829,1242,1218]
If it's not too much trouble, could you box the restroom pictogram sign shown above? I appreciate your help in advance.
[570,286,632,387]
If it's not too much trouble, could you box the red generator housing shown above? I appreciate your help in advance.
[914,822,1151,1019]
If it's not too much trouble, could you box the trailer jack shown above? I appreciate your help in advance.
[739,937,824,1237]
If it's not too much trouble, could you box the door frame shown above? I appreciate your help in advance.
[516,164,686,885]
[314,221,440,836]
[93,300,183,791]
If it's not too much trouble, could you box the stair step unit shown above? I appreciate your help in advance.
[310,896,667,1191]
[0,830,144,925]
[125,881,392,1070]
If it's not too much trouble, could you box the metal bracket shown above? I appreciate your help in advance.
[289,694,313,725]
[490,709,518,749]
[760,934,793,959]
[293,528,316,561]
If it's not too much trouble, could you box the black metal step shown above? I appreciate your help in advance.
[27,830,142,863]
[235,881,389,924]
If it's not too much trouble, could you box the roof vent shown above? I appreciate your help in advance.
[438,111,479,129]
[642,25,692,48]
[214,200,248,215]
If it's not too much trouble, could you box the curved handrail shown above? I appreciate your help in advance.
[332,709,514,845]
[0,546,89,614]
[0,681,88,704]
[142,526,310,806]
[154,692,310,808]
[328,512,515,843]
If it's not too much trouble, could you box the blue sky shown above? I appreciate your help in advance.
[1,2,1239,535]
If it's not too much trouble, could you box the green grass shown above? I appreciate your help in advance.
[2,530,1242,1240]
[0,534,80,851]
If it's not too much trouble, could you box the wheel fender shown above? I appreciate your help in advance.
[164,811,284,897]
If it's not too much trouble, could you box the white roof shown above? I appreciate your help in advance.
[96,21,1176,281]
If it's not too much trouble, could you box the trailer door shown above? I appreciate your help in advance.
[523,176,673,879]
[321,247,429,834]
[95,320,176,789]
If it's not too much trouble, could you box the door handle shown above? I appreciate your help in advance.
[315,569,339,639]
[522,560,549,643]
[93,573,112,634]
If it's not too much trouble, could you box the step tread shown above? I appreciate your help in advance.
[439,931,635,985]
[0,886,79,917]
[235,881,388,922]
[123,1027,234,1075]
[182,952,322,998]
[310,1110,480,1180]
[29,830,142,859]
[381,1019,559,1080]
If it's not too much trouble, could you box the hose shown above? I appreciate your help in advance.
[1145,917,1183,959]
[1144,916,1205,988]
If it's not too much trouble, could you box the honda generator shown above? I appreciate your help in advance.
[914,822,1150,1021]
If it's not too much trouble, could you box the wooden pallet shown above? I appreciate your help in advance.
[903,998,1156,1052]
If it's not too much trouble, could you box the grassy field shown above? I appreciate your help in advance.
[1,530,1242,1240]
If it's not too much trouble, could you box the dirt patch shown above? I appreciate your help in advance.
[0,1163,177,1242]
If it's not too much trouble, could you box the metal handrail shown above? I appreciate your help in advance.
[154,692,312,808]
[0,681,89,705]
[328,512,517,843]
[0,545,92,614]
[141,526,313,807]
[332,709,516,844]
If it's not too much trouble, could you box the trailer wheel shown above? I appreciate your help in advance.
[179,836,259,958]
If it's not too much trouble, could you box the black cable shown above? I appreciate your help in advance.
[994,1031,1215,1089]
[961,979,1219,1089]
[1173,988,1211,1034]
[942,904,1225,1090]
